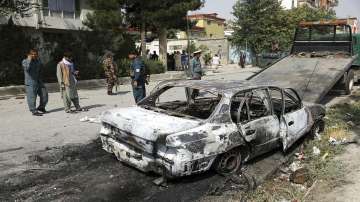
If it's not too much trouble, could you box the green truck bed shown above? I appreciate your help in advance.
[354,34,360,66]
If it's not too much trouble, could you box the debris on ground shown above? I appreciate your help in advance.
[207,172,255,196]
[312,146,321,156]
[321,152,329,160]
[79,116,101,123]
[289,161,303,173]
[15,96,25,99]
[153,177,168,187]
[289,168,310,185]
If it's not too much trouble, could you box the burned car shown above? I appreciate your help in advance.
[99,80,325,177]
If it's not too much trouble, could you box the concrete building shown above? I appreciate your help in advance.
[1,0,91,30]
[281,0,298,9]
[281,0,337,10]
[178,13,226,39]
[0,0,91,63]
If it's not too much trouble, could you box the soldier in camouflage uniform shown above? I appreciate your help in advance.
[102,52,118,95]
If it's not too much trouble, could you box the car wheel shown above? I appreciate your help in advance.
[345,70,355,95]
[213,148,242,176]
[310,119,325,139]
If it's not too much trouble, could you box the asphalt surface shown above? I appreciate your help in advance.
[1,67,270,201]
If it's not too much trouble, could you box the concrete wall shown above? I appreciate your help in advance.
[196,38,229,65]
[281,0,298,9]
[139,38,230,64]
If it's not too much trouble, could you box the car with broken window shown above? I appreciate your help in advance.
[99,80,325,178]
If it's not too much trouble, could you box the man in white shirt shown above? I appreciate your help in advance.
[212,54,220,69]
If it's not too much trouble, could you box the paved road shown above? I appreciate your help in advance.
[0,66,260,177]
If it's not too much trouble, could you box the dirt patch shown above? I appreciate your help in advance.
[0,139,226,202]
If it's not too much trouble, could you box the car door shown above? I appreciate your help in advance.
[232,88,280,156]
[279,88,308,150]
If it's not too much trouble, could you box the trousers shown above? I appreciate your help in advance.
[61,86,80,111]
[132,85,146,103]
[25,84,48,112]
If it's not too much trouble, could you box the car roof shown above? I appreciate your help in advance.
[156,79,275,94]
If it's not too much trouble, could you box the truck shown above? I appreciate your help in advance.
[250,19,359,104]
[352,33,360,82]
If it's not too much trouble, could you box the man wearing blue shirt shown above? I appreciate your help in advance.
[129,51,147,103]
[22,49,48,116]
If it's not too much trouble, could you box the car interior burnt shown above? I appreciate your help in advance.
[139,86,222,120]
[230,90,270,124]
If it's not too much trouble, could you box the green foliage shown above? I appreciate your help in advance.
[232,0,286,65]
[144,59,165,74]
[117,58,165,77]
[0,0,35,17]
[232,1,336,66]
[202,52,212,66]
[186,41,197,54]
[0,25,34,86]
[85,0,125,32]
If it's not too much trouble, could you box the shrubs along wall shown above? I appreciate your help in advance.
[0,25,165,87]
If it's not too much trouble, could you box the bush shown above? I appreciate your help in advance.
[117,58,165,77]
[144,59,165,75]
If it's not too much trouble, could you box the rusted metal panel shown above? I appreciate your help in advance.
[251,56,356,103]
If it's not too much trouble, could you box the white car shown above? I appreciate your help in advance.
[99,80,325,178]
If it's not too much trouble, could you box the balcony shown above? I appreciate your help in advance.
[42,7,81,20]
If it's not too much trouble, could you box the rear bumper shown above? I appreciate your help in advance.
[100,135,215,177]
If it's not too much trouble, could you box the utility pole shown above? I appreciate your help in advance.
[186,11,191,76]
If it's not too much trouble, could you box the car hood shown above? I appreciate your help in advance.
[100,106,201,142]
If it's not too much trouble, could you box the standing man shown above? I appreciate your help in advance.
[56,51,85,113]
[175,51,182,71]
[239,51,246,68]
[188,50,203,101]
[129,51,146,103]
[22,49,48,116]
[190,50,203,80]
[181,50,188,72]
[102,52,118,95]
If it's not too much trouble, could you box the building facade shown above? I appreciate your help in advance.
[6,0,91,30]
[281,0,337,10]
[178,13,226,39]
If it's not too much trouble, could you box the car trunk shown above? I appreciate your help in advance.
[100,106,200,154]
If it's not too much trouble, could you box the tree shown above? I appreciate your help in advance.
[0,0,36,17]
[232,0,286,65]
[146,0,203,71]
[125,0,203,70]
[232,1,336,66]
[86,0,202,71]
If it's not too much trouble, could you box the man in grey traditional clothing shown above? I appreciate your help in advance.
[22,49,48,116]
[190,50,203,80]
[56,51,85,113]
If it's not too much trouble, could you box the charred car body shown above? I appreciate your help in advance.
[100,80,325,177]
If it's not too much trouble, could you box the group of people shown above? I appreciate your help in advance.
[22,48,202,116]
[166,50,189,71]
[22,49,85,116]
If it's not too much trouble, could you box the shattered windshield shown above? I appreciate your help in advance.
[139,86,222,120]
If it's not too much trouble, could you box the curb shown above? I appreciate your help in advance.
[0,71,186,98]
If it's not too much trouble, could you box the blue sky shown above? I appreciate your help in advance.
[194,0,360,20]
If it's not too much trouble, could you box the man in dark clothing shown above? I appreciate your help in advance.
[181,50,189,71]
[22,49,48,116]
[129,52,146,103]
[150,51,159,61]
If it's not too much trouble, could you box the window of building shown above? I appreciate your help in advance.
[43,0,80,19]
